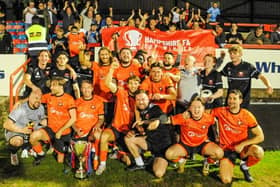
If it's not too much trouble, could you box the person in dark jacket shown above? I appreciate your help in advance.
[60,1,78,32]
[0,21,13,54]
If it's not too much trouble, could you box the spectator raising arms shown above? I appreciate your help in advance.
[80,0,96,32]
[60,1,78,32]
[23,1,37,30]
[207,2,221,22]
[187,8,205,29]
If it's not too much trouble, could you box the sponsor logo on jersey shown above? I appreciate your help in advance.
[79,112,94,118]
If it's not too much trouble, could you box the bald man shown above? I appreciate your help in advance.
[4,90,47,166]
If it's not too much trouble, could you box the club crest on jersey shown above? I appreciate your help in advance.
[91,105,95,109]
[237,120,242,125]
[145,113,150,120]
[159,87,163,91]
[58,102,63,106]
[201,125,207,129]
[238,71,244,77]
[35,72,41,79]
[208,80,214,85]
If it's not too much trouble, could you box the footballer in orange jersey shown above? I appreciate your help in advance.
[74,80,104,138]
[95,60,141,175]
[211,89,264,183]
[113,48,141,87]
[162,52,181,84]
[92,47,114,101]
[165,97,223,174]
[73,80,105,171]
[30,77,76,165]
[140,62,176,114]
[92,47,115,126]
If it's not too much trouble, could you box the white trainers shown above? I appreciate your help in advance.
[95,164,106,175]
[11,153,19,166]
[21,149,29,158]
[29,149,37,157]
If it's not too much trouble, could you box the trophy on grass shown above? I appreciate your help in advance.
[73,141,88,179]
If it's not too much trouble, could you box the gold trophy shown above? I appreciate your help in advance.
[73,141,88,179]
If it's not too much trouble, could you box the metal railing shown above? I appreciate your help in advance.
[9,58,30,112]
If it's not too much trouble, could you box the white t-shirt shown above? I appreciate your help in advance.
[172,12,180,23]
[24,7,37,24]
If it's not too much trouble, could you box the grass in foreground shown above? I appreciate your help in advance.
[0,99,279,187]
[0,147,279,187]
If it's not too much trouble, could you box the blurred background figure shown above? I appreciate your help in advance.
[270,24,280,44]
[0,21,12,54]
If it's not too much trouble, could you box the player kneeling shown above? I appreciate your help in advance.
[211,89,264,183]
[125,90,172,179]
[4,90,46,166]
[165,97,224,174]
[30,77,76,165]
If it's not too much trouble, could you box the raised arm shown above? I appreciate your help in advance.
[71,2,77,13]
[104,59,119,93]
[198,9,205,24]
[187,9,194,28]
[109,7,113,17]
[94,0,98,14]
[128,9,135,21]
[139,12,149,30]
[138,8,143,19]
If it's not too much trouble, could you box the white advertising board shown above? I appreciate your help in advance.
[0,54,27,96]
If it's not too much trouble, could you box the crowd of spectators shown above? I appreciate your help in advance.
[0,1,279,55]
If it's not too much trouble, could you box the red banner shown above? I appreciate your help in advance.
[101,27,218,66]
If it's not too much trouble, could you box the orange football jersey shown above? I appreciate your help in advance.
[75,95,104,136]
[112,88,135,132]
[140,75,174,113]
[41,93,76,135]
[212,107,258,150]
[171,113,215,147]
